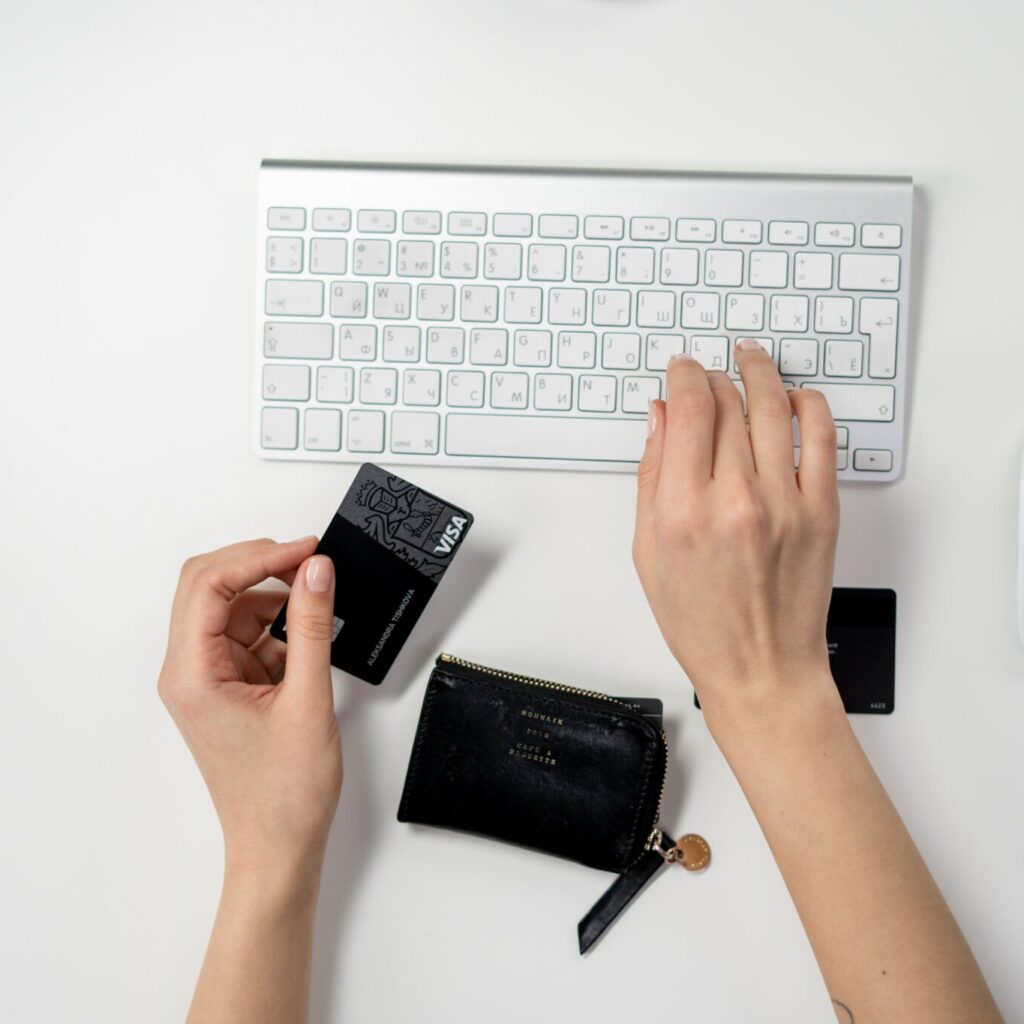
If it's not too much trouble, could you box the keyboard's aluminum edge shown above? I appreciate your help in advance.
[261,157,912,188]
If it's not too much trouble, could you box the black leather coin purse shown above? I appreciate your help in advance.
[398,654,688,951]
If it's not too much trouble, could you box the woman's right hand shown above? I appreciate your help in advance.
[632,341,843,733]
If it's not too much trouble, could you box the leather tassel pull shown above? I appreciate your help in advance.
[577,830,711,954]
[577,831,676,954]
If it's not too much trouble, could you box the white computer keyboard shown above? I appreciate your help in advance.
[255,161,912,479]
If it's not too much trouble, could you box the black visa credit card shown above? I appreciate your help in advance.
[695,588,896,714]
[270,464,473,685]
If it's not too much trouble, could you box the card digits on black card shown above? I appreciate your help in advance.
[270,464,474,685]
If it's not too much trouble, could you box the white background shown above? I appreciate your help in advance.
[2,1,1023,1021]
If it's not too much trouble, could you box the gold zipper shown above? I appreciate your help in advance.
[438,652,670,853]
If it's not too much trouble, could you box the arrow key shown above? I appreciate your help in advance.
[853,448,894,472]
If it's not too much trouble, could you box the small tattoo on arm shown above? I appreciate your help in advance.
[831,998,855,1023]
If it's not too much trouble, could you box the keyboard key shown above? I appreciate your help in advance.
[722,219,762,244]
[440,241,479,278]
[353,239,390,275]
[263,363,310,401]
[824,339,864,377]
[558,331,597,369]
[539,214,578,238]
[316,366,354,403]
[749,250,787,288]
[534,373,573,411]
[338,324,376,360]
[382,325,421,362]
[528,244,567,281]
[725,293,764,331]
[447,370,485,408]
[469,329,508,365]
[417,283,455,320]
[359,367,398,404]
[630,217,670,241]
[493,213,533,237]
[660,248,699,285]
[265,279,323,316]
[403,368,441,406]
[267,207,305,230]
[513,329,552,367]
[800,382,895,421]
[264,322,332,359]
[731,337,773,372]
[602,332,641,370]
[448,212,487,235]
[401,210,441,234]
[312,208,350,232]
[396,240,435,277]
[505,287,543,323]
[347,410,385,452]
[445,413,646,461]
[622,376,661,413]
[391,411,440,455]
[373,282,411,319]
[261,406,299,449]
[769,294,809,332]
[861,224,901,248]
[860,297,898,378]
[645,333,686,370]
[460,285,500,322]
[592,289,631,326]
[266,237,302,273]
[426,327,465,363]
[794,252,832,289]
[690,335,728,371]
[779,338,819,376]
[676,218,716,242]
[584,216,624,240]
[357,209,396,233]
[814,222,855,246]
[572,245,611,283]
[681,291,719,329]
[484,243,522,280]
[329,281,367,318]
[637,290,676,328]
[852,448,894,471]
[578,375,617,412]
[815,296,854,333]
[704,249,743,287]
[548,288,587,325]
[310,238,347,274]
[304,408,342,451]
[491,372,529,409]
[767,220,808,245]
[838,254,900,292]
[616,247,655,284]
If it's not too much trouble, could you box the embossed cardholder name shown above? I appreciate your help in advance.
[270,464,473,684]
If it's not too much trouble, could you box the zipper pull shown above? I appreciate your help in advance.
[577,827,711,954]
[648,827,712,871]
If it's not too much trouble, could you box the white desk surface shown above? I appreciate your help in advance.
[2,2,1023,1020]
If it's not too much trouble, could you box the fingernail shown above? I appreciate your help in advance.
[306,555,334,593]
[736,338,761,352]
[646,401,658,437]
[289,535,319,546]
[669,352,693,363]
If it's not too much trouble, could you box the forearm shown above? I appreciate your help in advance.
[705,676,1002,1024]
[187,854,324,1024]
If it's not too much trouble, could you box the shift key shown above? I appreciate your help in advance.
[800,382,895,422]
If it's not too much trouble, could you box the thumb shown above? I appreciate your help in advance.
[634,399,665,558]
[282,554,336,700]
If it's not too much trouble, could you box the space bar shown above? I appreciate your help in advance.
[445,413,647,462]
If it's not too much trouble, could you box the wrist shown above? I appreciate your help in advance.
[223,838,327,903]
[699,665,847,757]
